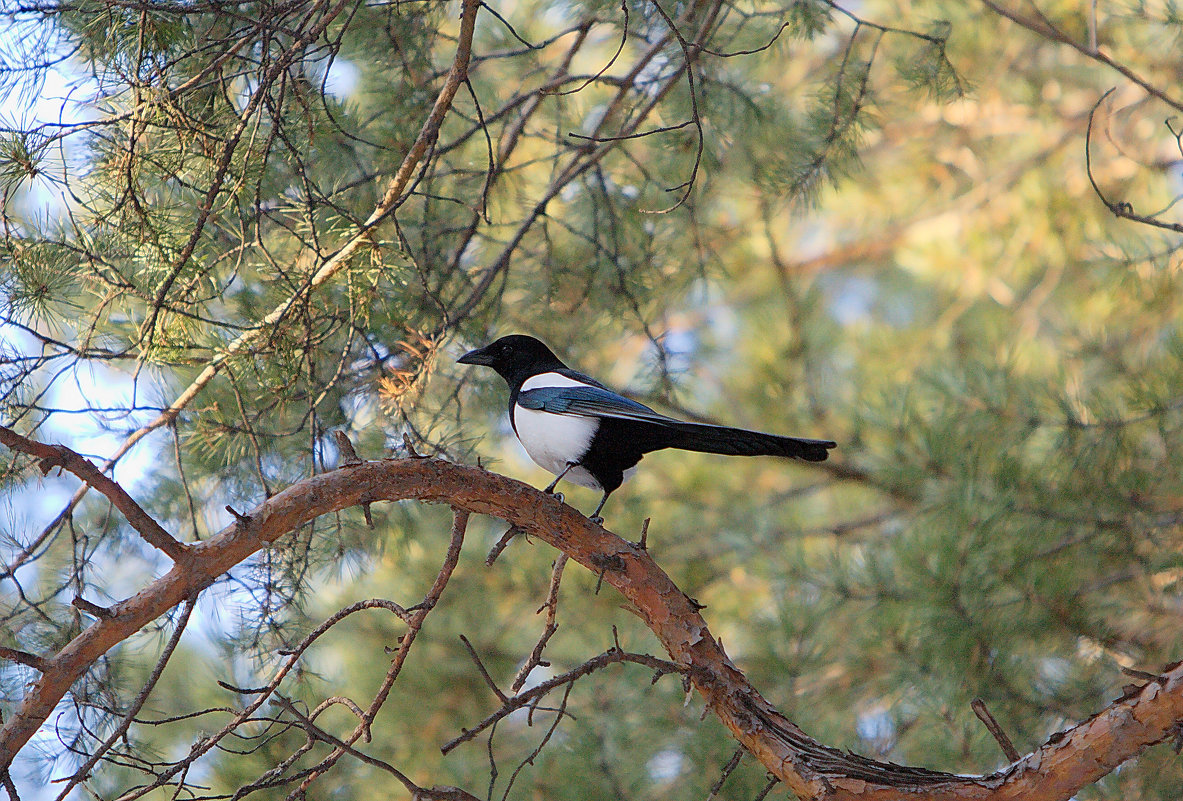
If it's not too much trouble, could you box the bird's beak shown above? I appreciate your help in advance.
[458,345,494,366]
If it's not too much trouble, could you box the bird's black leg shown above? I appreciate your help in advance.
[543,461,578,500]
[588,491,610,525]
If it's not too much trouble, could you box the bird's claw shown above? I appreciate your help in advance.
[589,515,603,526]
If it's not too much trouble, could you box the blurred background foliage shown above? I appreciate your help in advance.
[2,0,1182,798]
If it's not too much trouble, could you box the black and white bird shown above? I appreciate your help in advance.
[458,334,836,522]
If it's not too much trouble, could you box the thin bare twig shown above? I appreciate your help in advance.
[273,695,482,801]
[459,634,509,703]
[55,599,196,800]
[442,646,684,755]
[1085,87,1183,232]
[707,747,745,800]
[979,0,1183,113]
[510,553,568,692]
[287,508,471,795]
[971,698,1021,763]
[0,648,47,672]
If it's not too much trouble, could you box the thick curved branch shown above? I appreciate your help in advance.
[0,451,1179,801]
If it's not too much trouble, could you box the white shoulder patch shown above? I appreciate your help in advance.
[521,372,589,391]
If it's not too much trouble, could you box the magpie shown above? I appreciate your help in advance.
[459,335,836,522]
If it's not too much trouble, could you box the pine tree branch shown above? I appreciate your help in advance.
[447,0,725,324]
[136,0,354,353]
[0,647,47,673]
[1,452,1180,801]
[440,647,683,755]
[271,695,483,801]
[53,599,196,799]
[0,424,187,561]
[977,0,1183,113]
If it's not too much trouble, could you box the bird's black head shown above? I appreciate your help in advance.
[458,334,567,385]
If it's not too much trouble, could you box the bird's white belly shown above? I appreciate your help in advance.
[513,405,601,489]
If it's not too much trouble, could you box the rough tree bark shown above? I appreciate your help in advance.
[0,426,1180,800]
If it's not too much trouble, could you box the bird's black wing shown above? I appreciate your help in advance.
[516,385,676,424]
[517,385,836,462]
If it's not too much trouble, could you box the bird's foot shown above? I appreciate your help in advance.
[544,489,565,503]
[543,462,577,496]
[589,514,603,526]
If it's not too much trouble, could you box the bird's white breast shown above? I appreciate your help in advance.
[514,373,601,489]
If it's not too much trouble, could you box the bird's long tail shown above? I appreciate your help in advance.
[656,421,835,462]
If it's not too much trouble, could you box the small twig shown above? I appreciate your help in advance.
[331,432,373,524]
[1083,86,1183,233]
[634,517,650,550]
[546,3,628,97]
[486,525,526,566]
[479,0,539,50]
[55,600,195,799]
[122,595,420,800]
[71,596,113,619]
[752,776,780,800]
[1120,666,1162,682]
[589,552,625,597]
[224,505,251,525]
[292,694,372,743]
[402,432,427,458]
[636,0,707,213]
[1,765,20,801]
[217,681,271,695]
[979,0,1183,113]
[463,77,495,222]
[498,682,574,801]
[484,720,499,800]
[1119,665,1164,697]
[511,554,568,692]
[272,694,479,800]
[442,649,683,754]
[706,747,745,800]
[568,119,696,143]
[332,430,363,466]
[971,698,1021,762]
[288,508,472,795]
[459,634,509,703]
[1170,721,1183,755]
